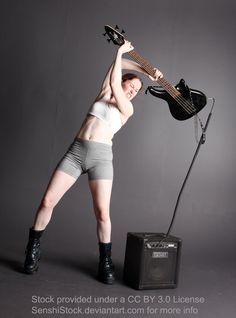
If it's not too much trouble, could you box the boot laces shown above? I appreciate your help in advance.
[102,257,114,273]
[26,239,40,257]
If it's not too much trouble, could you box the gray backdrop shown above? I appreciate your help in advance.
[0,0,235,266]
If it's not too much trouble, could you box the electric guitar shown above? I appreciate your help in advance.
[103,25,207,121]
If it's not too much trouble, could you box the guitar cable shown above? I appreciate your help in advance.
[156,97,215,246]
[194,115,205,144]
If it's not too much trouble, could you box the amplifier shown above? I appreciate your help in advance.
[123,232,182,289]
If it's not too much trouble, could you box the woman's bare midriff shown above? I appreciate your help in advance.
[77,115,114,145]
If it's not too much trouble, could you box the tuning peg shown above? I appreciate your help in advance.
[121,29,125,34]
[107,39,111,43]
[103,32,107,36]
[115,25,119,30]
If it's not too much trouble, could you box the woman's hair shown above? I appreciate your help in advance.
[122,73,144,91]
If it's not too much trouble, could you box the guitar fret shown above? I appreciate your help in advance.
[129,51,156,77]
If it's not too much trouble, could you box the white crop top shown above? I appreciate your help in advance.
[88,99,123,134]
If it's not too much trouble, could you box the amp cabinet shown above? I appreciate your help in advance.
[123,232,182,289]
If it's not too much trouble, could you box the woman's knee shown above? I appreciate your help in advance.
[95,207,110,224]
[41,191,57,209]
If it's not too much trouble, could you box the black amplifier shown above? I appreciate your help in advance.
[123,232,182,289]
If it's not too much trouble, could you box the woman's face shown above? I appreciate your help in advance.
[122,78,142,101]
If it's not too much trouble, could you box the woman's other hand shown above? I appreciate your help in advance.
[148,68,163,81]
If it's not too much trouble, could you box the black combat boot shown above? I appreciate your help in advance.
[24,227,44,274]
[97,242,115,284]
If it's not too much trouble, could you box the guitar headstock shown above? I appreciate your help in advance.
[103,25,126,46]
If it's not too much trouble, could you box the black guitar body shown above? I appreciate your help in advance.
[146,79,207,120]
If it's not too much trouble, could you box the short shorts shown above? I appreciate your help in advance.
[56,138,113,180]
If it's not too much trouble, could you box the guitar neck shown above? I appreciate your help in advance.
[128,50,181,100]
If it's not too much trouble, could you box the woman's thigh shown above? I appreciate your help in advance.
[42,169,78,206]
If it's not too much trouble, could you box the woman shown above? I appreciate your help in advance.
[23,40,163,284]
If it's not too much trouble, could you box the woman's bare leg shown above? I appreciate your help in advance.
[89,179,115,284]
[33,170,78,230]
[24,169,77,274]
[88,179,113,243]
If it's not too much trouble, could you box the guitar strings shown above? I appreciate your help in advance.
[158,78,196,114]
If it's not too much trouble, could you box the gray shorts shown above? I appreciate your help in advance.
[56,138,113,180]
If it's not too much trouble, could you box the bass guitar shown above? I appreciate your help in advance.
[103,25,207,121]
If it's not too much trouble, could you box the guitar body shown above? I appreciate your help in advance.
[146,79,207,120]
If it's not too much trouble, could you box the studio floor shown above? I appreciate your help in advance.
[0,242,235,318]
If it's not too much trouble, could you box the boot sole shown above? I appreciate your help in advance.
[98,275,115,285]
[23,266,39,275]
[103,278,115,285]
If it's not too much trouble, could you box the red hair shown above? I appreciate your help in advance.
[122,73,143,90]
